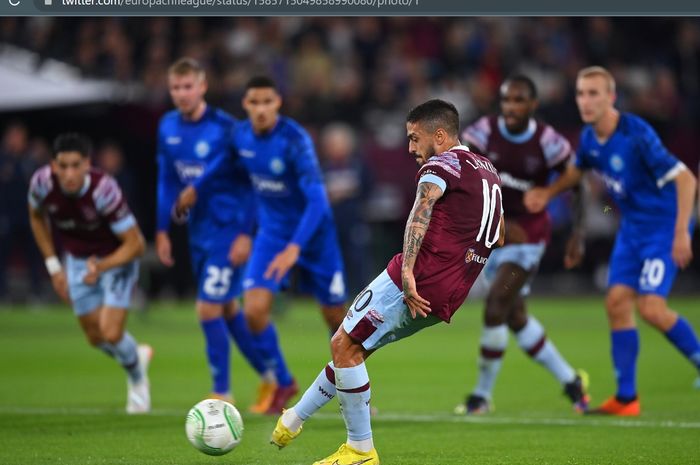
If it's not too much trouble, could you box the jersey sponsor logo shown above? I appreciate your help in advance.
[81,206,98,221]
[194,140,210,158]
[239,149,255,158]
[610,153,625,172]
[601,173,625,196]
[251,174,289,196]
[465,248,488,265]
[269,157,286,175]
[499,172,534,192]
[166,136,181,145]
[366,309,384,326]
[174,161,205,183]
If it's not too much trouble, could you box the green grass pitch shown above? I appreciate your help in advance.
[1,297,699,464]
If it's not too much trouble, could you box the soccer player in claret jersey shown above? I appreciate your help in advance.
[457,75,589,415]
[156,58,274,411]
[525,66,700,416]
[178,76,347,414]
[28,133,152,414]
[269,99,504,465]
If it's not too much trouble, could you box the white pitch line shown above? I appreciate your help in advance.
[1,406,699,430]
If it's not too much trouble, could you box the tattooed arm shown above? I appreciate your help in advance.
[401,181,444,319]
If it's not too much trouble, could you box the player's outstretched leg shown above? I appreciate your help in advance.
[199,313,233,403]
[588,328,640,416]
[465,324,507,414]
[270,362,337,449]
[223,302,277,413]
[514,316,589,413]
[664,315,700,387]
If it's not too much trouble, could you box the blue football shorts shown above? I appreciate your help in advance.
[607,223,691,297]
[243,227,347,306]
[190,243,244,304]
[65,254,139,316]
[342,270,442,351]
[480,242,546,296]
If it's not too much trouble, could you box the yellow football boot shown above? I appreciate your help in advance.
[270,411,302,449]
[312,443,380,465]
[249,380,277,414]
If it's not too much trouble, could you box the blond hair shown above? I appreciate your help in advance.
[577,66,616,93]
[168,57,205,80]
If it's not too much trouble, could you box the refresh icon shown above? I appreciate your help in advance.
[9,0,21,5]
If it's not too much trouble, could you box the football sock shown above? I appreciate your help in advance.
[281,407,305,433]
[335,363,373,452]
[200,317,231,395]
[611,328,639,399]
[225,311,267,376]
[110,331,142,383]
[253,324,293,387]
[516,316,575,384]
[292,362,337,422]
[473,324,508,399]
[664,317,700,371]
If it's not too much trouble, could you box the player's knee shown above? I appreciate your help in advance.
[605,291,635,327]
[637,298,672,329]
[484,294,509,326]
[331,330,363,367]
[100,324,124,344]
[243,306,269,333]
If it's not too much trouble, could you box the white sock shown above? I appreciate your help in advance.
[289,362,337,427]
[281,408,304,433]
[473,324,508,399]
[516,317,575,384]
[335,363,373,452]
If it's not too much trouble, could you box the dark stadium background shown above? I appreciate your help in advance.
[1,17,699,302]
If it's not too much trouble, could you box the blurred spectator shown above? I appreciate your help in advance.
[0,122,44,301]
[319,123,372,296]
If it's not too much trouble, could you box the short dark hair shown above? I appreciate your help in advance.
[245,75,278,92]
[406,99,460,137]
[53,133,92,159]
[503,74,538,99]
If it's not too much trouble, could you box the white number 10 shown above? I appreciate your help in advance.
[475,179,503,249]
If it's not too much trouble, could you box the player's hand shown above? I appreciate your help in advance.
[156,231,175,267]
[523,187,551,213]
[401,271,431,319]
[229,234,252,266]
[50,270,70,304]
[505,221,528,244]
[672,229,693,269]
[564,230,585,269]
[176,186,197,217]
[83,256,102,285]
[264,243,300,283]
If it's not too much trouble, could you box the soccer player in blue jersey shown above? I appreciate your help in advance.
[178,76,347,414]
[156,58,274,411]
[525,66,700,416]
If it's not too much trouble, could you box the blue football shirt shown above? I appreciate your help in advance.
[156,106,254,251]
[575,112,685,227]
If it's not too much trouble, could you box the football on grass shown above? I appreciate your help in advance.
[185,399,243,455]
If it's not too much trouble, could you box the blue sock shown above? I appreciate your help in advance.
[253,324,293,387]
[665,317,700,371]
[225,312,267,376]
[200,317,230,395]
[611,329,639,400]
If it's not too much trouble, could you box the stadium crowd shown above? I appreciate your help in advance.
[1,17,699,301]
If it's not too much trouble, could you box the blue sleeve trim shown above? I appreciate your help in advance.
[418,173,447,193]
[111,214,136,235]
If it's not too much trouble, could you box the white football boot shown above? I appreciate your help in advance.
[126,344,153,414]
